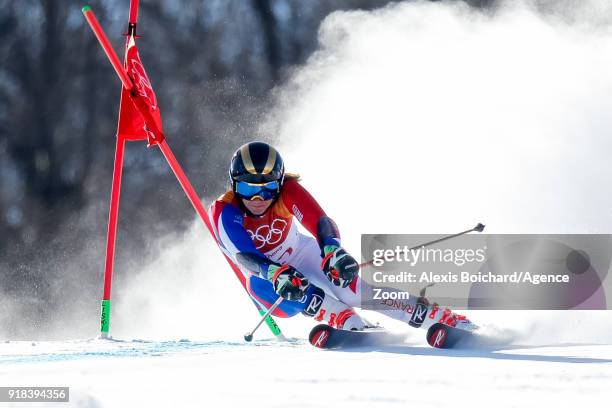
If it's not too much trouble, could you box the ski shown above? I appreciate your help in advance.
[308,324,405,349]
[426,323,476,349]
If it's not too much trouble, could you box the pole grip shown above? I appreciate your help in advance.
[82,6,133,91]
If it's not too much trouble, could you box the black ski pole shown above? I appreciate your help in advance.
[410,222,485,250]
[360,223,485,268]
[244,297,284,342]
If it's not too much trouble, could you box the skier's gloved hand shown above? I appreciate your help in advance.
[321,245,359,288]
[268,264,310,301]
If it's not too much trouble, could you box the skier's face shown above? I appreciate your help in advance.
[242,198,273,216]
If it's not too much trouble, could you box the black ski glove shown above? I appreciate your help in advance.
[268,265,310,301]
[321,245,359,288]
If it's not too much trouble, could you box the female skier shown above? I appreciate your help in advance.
[210,141,476,338]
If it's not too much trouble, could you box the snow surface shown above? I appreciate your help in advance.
[1,338,611,407]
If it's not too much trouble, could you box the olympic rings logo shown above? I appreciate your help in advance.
[247,219,287,249]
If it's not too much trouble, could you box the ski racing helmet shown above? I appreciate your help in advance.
[229,141,285,201]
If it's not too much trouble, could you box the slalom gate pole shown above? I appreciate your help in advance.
[83,5,132,338]
[100,137,126,338]
[359,223,485,268]
[128,0,139,29]
[82,6,132,91]
[83,3,284,339]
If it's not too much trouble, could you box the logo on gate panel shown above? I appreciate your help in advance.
[409,302,428,328]
[303,294,324,317]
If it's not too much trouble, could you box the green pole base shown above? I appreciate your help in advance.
[100,299,111,337]
[259,309,281,337]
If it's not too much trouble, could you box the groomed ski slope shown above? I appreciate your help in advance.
[1,337,611,408]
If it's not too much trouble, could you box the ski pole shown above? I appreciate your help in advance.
[360,223,485,268]
[82,6,133,91]
[244,297,284,342]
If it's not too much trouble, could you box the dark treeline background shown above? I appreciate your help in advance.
[0,0,489,338]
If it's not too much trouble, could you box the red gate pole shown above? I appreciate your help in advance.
[82,6,133,91]
[157,141,213,234]
[128,0,139,26]
[100,136,126,338]
[83,5,133,338]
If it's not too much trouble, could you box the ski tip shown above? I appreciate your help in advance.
[427,325,449,348]
[309,324,332,349]
[82,5,91,13]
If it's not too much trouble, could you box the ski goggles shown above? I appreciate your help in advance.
[235,180,280,201]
